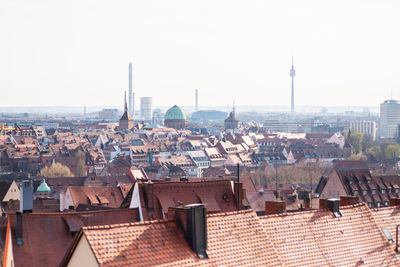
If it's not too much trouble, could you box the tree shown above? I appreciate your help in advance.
[348,153,367,161]
[40,162,74,178]
[384,144,400,164]
[361,135,374,153]
[345,130,363,154]
[366,146,384,163]
[75,150,87,177]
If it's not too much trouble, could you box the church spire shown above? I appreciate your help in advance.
[124,90,128,112]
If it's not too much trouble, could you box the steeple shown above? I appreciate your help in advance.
[124,90,128,112]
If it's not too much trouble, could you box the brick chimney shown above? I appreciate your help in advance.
[265,201,286,215]
[319,198,328,210]
[143,182,154,210]
[390,198,400,207]
[168,204,208,259]
[339,195,359,206]
[234,182,244,211]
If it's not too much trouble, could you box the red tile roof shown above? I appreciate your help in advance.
[9,209,140,267]
[63,210,282,266]
[260,203,399,266]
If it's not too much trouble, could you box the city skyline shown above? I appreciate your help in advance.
[1,1,400,108]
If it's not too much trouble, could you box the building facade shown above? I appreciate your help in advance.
[380,99,400,138]
[140,97,152,122]
[164,105,187,129]
[350,120,377,140]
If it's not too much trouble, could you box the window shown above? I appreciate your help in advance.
[396,189,399,194]
[353,191,359,196]
[363,191,367,195]
[368,202,372,208]
[384,201,389,206]
[377,202,381,207]
[371,190,376,195]
[382,189,385,194]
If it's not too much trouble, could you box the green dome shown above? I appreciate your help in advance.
[37,179,51,192]
[165,105,186,120]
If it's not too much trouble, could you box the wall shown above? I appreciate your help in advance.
[3,181,20,202]
[320,171,347,199]
[67,235,99,267]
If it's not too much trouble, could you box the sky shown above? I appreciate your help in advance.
[0,0,399,110]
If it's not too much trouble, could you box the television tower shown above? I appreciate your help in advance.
[290,56,296,114]
[129,63,133,116]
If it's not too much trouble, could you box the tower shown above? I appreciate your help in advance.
[119,91,134,130]
[290,56,296,114]
[140,97,152,122]
[129,63,133,117]
[195,89,199,111]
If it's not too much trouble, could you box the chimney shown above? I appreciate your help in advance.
[327,198,342,217]
[234,182,243,211]
[319,198,328,210]
[143,182,154,211]
[265,200,286,215]
[339,195,359,206]
[19,180,33,213]
[16,212,23,245]
[390,198,400,207]
[168,204,207,259]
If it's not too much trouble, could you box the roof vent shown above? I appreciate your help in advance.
[327,198,342,217]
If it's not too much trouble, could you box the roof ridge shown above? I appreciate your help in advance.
[82,219,172,230]
[8,208,138,216]
[261,202,366,219]
[207,209,254,217]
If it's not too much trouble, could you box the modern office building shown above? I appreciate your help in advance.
[140,97,152,122]
[380,100,400,138]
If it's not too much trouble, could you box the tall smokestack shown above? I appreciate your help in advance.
[129,63,133,116]
[290,56,296,115]
[195,89,199,111]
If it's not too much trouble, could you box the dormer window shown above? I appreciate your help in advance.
[381,189,385,194]
[377,202,381,207]
[371,190,376,195]
[353,191,359,196]
[363,191,367,195]
[396,189,399,194]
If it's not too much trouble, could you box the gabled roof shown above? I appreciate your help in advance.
[62,210,282,266]
[260,203,398,266]
[9,209,140,267]
[67,186,125,209]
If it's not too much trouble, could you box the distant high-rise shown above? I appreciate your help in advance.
[140,97,152,122]
[290,57,296,114]
[380,99,400,138]
[195,89,199,111]
[129,63,133,116]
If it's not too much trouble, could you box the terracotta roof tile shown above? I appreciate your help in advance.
[260,203,399,266]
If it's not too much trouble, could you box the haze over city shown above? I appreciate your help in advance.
[1,0,400,109]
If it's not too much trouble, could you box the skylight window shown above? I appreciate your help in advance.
[382,228,394,243]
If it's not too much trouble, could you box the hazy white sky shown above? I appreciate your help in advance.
[0,0,399,109]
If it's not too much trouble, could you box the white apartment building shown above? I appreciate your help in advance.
[350,120,377,141]
[380,100,400,138]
